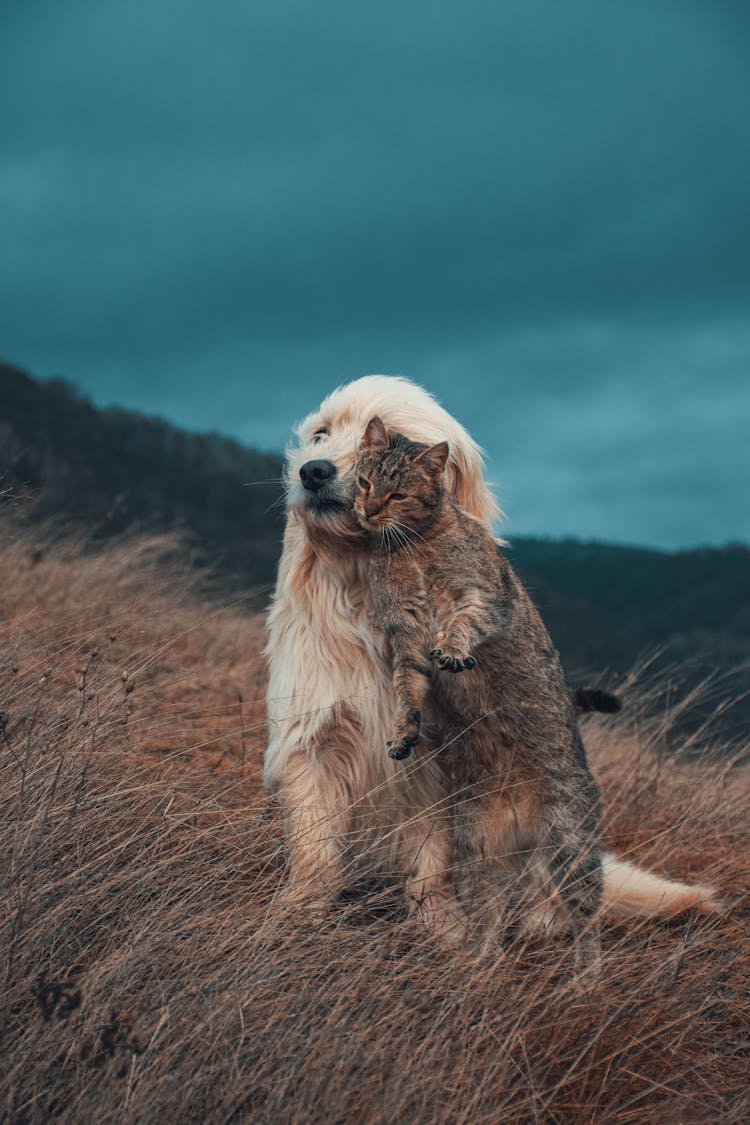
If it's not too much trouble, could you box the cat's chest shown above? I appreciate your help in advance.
[423,553,481,608]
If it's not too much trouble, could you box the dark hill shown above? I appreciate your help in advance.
[509,537,750,677]
[2,361,749,693]
[0,362,284,585]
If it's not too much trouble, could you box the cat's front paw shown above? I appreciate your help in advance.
[430,646,475,673]
[387,712,421,760]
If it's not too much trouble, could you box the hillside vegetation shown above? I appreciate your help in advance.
[2,362,749,688]
[510,537,750,675]
[0,362,284,586]
[1,522,748,1122]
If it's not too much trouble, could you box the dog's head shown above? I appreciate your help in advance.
[284,375,499,542]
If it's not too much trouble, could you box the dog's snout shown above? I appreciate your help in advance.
[299,459,337,492]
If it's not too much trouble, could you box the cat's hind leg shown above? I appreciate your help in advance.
[537,816,603,974]
[510,851,568,939]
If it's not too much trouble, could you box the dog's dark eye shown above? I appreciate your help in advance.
[312,427,328,443]
[390,493,405,501]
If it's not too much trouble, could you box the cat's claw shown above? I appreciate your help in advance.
[387,712,421,760]
[430,648,475,673]
[388,734,419,761]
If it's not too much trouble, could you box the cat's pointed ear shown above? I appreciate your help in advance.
[416,441,450,474]
[362,416,390,449]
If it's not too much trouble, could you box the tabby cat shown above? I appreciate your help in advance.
[354,415,603,970]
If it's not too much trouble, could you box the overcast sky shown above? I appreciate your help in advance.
[1,0,749,547]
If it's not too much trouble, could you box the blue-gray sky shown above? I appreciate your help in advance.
[1,0,749,547]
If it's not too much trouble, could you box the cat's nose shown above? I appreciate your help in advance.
[364,500,381,518]
[299,459,337,492]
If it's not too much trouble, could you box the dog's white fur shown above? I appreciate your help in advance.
[265,374,718,932]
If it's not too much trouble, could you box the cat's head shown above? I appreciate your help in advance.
[353,415,450,536]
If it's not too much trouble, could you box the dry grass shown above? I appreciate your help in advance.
[1,523,748,1124]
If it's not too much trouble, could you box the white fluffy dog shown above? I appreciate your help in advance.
[265,375,717,939]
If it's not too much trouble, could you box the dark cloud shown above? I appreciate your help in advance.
[1,0,748,547]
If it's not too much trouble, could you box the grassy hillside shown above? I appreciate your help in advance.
[0,362,284,586]
[2,361,749,685]
[510,537,750,673]
[1,522,748,1122]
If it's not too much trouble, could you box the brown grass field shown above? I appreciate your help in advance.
[1,522,748,1123]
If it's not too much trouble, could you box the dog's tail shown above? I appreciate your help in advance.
[570,693,720,919]
[601,853,721,919]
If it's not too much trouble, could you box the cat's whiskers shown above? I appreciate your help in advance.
[383,519,418,566]
[392,525,408,562]
[377,520,387,562]
[389,521,427,565]
[379,521,394,565]
[390,518,429,548]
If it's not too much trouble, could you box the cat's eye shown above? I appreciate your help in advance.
[358,476,370,490]
[311,427,329,443]
[390,492,405,501]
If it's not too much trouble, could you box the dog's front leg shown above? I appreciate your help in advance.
[401,809,467,948]
[275,748,350,915]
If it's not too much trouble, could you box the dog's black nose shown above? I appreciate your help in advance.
[299,459,337,492]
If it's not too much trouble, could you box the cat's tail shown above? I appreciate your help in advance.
[601,853,722,919]
[573,687,622,714]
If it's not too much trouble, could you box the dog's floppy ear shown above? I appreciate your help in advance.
[362,415,390,449]
[415,441,449,474]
